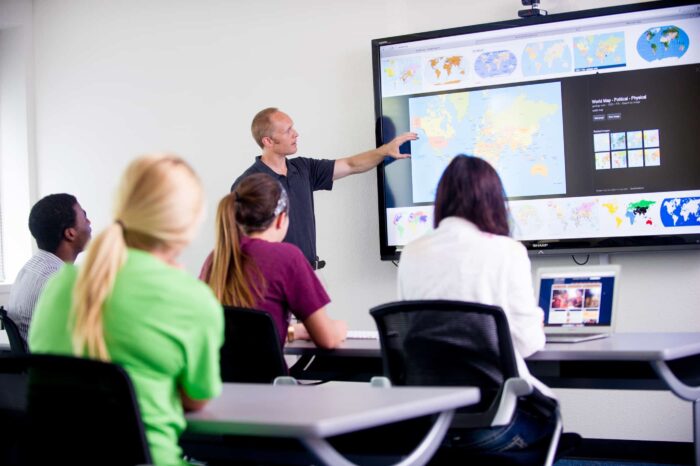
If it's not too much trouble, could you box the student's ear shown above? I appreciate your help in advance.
[63,226,77,242]
[262,135,273,148]
[275,212,287,230]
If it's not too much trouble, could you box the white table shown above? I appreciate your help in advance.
[287,332,700,464]
[185,382,480,466]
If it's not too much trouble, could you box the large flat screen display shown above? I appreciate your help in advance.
[372,1,700,260]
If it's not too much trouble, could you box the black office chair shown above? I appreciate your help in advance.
[0,354,152,466]
[182,307,313,464]
[220,306,288,383]
[370,300,564,466]
[0,306,28,355]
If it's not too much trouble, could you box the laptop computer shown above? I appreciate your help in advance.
[535,265,620,343]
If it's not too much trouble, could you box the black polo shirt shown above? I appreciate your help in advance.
[232,156,335,265]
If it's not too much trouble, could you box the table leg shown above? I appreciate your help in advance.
[651,360,700,465]
[695,399,699,466]
[301,410,455,466]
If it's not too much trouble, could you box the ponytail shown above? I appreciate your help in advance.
[71,222,127,360]
[208,193,263,308]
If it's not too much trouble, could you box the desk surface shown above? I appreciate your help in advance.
[286,339,380,358]
[531,332,700,361]
[286,332,700,362]
[185,382,479,439]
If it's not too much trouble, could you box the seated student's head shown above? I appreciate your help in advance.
[74,154,204,359]
[29,193,92,262]
[229,173,289,238]
[110,154,205,258]
[209,173,288,307]
[434,155,509,236]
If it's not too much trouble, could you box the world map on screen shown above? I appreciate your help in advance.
[408,81,566,203]
[574,32,626,70]
[510,196,665,240]
[392,210,431,241]
[474,50,517,78]
[661,197,700,227]
[381,57,422,96]
[637,25,689,62]
[425,55,468,86]
[521,40,572,76]
[624,200,657,225]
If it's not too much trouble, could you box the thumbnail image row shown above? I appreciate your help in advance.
[595,148,660,170]
[551,287,601,310]
[593,129,659,152]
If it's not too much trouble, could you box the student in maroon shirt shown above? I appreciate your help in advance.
[200,173,347,348]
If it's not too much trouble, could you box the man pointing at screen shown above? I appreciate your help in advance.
[232,107,417,269]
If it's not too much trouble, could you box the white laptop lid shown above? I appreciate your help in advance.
[535,265,621,335]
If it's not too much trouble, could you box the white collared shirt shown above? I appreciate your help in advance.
[398,216,552,398]
[7,249,64,344]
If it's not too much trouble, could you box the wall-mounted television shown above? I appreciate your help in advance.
[372,0,700,260]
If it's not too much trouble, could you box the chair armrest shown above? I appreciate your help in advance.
[450,377,533,429]
[273,376,299,386]
[490,377,533,427]
[370,376,392,388]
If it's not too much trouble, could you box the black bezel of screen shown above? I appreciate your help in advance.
[372,0,700,261]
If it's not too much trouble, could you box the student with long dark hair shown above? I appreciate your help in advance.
[398,155,554,456]
[201,173,346,348]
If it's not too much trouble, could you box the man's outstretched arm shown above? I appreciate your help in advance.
[333,132,417,181]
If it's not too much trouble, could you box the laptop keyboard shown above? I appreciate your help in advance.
[346,330,379,340]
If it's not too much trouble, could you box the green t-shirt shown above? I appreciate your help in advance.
[29,248,224,466]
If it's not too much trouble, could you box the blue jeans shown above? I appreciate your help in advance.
[442,404,556,458]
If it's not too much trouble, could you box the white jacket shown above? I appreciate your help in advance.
[398,216,553,398]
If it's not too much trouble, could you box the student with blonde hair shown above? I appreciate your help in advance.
[30,154,224,466]
[200,172,346,349]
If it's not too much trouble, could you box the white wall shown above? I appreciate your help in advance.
[27,0,699,443]
[0,0,34,297]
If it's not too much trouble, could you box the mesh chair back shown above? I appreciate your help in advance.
[0,306,28,355]
[370,300,518,410]
[0,354,151,466]
[220,306,288,383]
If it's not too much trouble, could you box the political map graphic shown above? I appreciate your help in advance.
[408,81,566,203]
[425,55,468,86]
[574,32,626,70]
[637,25,689,62]
[381,57,422,96]
[661,197,700,227]
[521,40,572,76]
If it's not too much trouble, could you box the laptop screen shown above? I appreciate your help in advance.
[536,266,619,329]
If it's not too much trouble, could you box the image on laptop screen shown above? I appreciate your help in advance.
[536,266,620,333]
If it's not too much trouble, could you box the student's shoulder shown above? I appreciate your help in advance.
[163,270,223,323]
[45,263,78,289]
[260,242,312,276]
[499,234,528,256]
[126,251,218,305]
[270,241,308,262]
[169,267,218,300]
[487,231,524,249]
[479,233,528,262]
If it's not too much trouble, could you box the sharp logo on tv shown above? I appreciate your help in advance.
[372,1,700,260]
